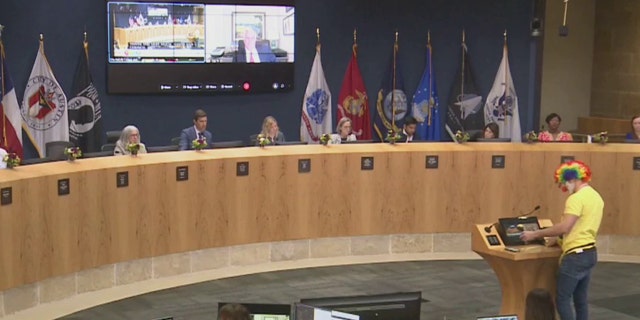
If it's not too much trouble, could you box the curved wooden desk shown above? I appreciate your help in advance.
[1,143,639,295]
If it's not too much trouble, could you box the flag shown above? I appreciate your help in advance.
[484,39,521,142]
[373,39,408,141]
[337,43,371,140]
[69,35,103,152]
[445,33,484,140]
[20,38,68,158]
[411,34,441,141]
[0,36,23,158]
[300,44,332,143]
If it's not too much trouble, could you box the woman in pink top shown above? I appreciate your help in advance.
[538,113,573,142]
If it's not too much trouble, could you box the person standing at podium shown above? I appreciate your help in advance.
[179,109,213,150]
[521,160,603,320]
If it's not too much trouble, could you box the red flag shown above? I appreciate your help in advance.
[1,38,24,158]
[337,44,371,140]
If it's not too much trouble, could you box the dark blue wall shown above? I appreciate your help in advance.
[0,0,536,146]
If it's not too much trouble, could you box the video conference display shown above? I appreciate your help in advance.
[107,0,295,94]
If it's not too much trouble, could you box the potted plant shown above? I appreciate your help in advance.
[319,134,330,146]
[524,131,538,143]
[191,138,208,151]
[592,131,608,145]
[3,153,21,169]
[64,147,82,161]
[454,130,470,143]
[127,143,140,156]
[257,134,271,147]
[385,129,401,144]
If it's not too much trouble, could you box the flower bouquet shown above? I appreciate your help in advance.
[385,129,401,144]
[192,138,208,151]
[257,134,271,147]
[64,147,82,161]
[127,143,140,156]
[454,130,470,143]
[592,131,608,144]
[319,133,330,146]
[3,153,20,169]
[524,131,538,143]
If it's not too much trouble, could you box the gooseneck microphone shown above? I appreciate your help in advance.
[518,205,541,219]
[483,205,541,233]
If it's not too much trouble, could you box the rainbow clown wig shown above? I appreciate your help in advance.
[554,160,592,192]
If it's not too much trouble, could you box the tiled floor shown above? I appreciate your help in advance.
[60,260,640,320]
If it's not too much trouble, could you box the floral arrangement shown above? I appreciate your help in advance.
[454,130,470,143]
[64,147,82,161]
[592,131,608,144]
[524,131,538,143]
[319,133,330,146]
[385,129,401,144]
[191,138,208,150]
[3,153,20,169]
[257,134,271,147]
[127,143,140,156]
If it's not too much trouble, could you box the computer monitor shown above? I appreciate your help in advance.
[218,302,290,320]
[477,315,518,320]
[300,292,422,320]
[294,304,359,320]
[497,217,541,246]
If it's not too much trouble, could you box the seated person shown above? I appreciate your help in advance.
[258,116,285,145]
[538,113,573,142]
[218,303,250,320]
[481,122,500,139]
[399,116,418,142]
[179,109,213,150]
[233,28,276,63]
[525,288,556,320]
[330,117,357,144]
[114,125,147,155]
[0,147,7,169]
[626,114,640,140]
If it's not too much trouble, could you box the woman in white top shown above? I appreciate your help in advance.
[114,125,148,155]
[330,117,357,144]
[0,147,7,169]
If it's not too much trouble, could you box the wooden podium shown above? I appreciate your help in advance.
[471,219,562,319]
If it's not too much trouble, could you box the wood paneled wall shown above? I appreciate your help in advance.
[1,143,639,291]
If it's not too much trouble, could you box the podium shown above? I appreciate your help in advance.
[471,219,562,319]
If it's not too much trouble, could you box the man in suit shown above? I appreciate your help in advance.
[233,28,276,63]
[179,109,213,150]
[398,116,418,142]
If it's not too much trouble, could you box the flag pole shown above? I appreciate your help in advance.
[392,30,398,131]
[503,29,508,135]
[460,30,465,121]
[316,27,320,51]
[353,28,357,57]
[0,24,6,148]
[427,30,433,126]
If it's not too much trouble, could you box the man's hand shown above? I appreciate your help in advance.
[520,231,538,242]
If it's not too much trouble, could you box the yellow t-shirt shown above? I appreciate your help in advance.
[561,185,604,253]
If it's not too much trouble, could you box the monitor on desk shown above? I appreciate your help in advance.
[497,216,541,246]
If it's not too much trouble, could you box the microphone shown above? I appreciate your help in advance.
[484,205,541,233]
[518,205,541,219]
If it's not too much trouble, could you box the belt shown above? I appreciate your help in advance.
[563,242,596,256]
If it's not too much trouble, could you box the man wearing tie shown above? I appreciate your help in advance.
[179,109,213,150]
[233,28,276,63]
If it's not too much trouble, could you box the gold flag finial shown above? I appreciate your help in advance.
[462,29,466,43]
[353,28,357,44]
[427,30,431,45]
[504,29,507,43]
[316,28,320,44]
[39,33,44,42]
[84,31,87,43]
[395,30,399,44]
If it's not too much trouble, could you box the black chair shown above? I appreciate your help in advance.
[248,134,258,146]
[106,131,121,144]
[83,151,113,158]
[211,140,244,149]
[21,157,55,165]
[147,145,179,153]
[170,137,181,146]
[101,143,116,153]
[45,141,73,160]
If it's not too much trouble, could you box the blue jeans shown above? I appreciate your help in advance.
[556,248,597,320]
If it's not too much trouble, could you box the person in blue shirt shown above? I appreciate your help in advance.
[625,114,640,140]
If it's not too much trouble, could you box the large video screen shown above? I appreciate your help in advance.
[107,0,295,94]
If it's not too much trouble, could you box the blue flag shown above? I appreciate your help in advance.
[411,39,441,141]
[373,43,408,141]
